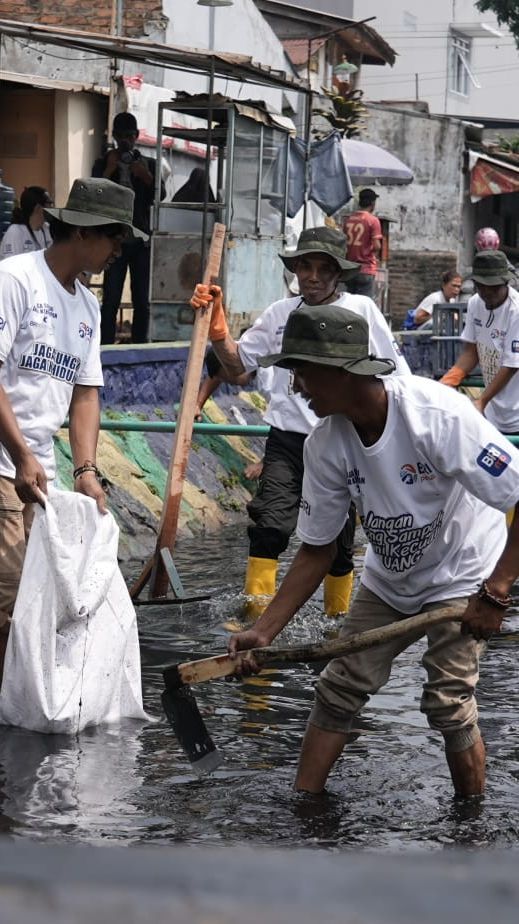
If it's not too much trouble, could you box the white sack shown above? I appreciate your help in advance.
[0,487,149,734]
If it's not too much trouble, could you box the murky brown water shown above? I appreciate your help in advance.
[1,528,519,850]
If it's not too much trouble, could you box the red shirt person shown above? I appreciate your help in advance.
[343,188,382,298]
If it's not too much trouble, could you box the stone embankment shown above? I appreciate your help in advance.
[53,344,267,563]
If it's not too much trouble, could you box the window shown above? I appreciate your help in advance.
[448,33,480,96]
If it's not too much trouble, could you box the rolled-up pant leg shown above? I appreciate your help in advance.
[420,598,484,752]
[310,586,480,750]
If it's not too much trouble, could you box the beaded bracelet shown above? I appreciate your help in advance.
[73,461,102,480]
[476,579,512,611]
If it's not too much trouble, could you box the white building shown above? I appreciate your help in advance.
[351,0,519,120]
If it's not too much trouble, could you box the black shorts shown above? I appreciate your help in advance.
[247,427,355,574]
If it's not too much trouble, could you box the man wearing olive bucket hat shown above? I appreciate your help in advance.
[228,303,519,797]
[0,177,146,679]
[441,250,519,434]
[190,226,410,619]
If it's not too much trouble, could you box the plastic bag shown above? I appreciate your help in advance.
[0,487,149,734]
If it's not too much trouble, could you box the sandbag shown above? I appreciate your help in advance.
[0,487,149,734]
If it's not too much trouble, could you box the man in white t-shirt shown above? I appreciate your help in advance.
[441,251,519,433]
[190,227,410,619]
[0,177,147,677]
[228,303,519,798]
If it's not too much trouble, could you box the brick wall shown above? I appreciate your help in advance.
[388,250,458,326]
[0,0,164,38]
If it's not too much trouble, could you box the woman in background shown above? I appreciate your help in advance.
[0,186,52,259]
[403,269,462,330]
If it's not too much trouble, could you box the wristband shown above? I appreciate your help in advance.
[73,461,102,480]
[476,579,512,611]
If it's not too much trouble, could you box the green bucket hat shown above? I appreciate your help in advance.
[44,177,148,240]
[259,303,396,376]
[471,250,512,286]
[279,227,360,281]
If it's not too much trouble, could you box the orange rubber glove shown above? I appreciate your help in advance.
[190,284,229,342]
[439,366,466,388]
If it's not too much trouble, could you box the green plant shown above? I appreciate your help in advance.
[496,134,519,154]
[312,85,367,140]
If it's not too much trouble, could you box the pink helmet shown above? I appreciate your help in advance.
[475,227,500,251]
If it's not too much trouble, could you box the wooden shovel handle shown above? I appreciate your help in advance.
[149,222,226,598]
[174,603,465,686]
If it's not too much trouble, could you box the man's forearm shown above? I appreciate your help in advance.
[252,541,337,644]
[454,343,479,375]
[479,366,517,409]
[68,386,100,466]
[211,334,247,378]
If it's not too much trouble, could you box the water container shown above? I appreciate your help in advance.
[0,171,15,239]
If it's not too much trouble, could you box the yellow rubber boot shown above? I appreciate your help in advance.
[243,556,278,621]
[324,571,354,618]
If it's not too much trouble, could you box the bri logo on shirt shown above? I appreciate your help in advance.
[512,340,519,353]
[0,316,6,331]
[477,443,511,477]
[400,461,435,485]
[79,321,93,340]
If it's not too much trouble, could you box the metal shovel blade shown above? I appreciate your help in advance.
[161,687,223,775]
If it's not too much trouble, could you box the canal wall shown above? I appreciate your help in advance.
[53,345,267,562]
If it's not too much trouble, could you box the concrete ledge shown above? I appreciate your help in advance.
[1,840,519,923]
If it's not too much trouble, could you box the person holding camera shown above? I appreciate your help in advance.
[92,111,164,344]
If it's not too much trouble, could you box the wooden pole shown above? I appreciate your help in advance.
[146,222,226,599]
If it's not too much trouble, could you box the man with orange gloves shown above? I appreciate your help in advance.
[441,251,519,434]
[190,226,410,618]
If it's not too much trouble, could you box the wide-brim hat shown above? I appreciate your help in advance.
[44,177,148,240]
[469,249,512,286]
[259,303,395,377]
[279,227,360,281]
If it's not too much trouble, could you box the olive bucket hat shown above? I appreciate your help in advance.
[279,227,360,281]
[259,304,396,376]
[470,250,513,286]
[44,177,148,240]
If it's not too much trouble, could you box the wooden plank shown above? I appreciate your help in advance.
[149,222,226,598]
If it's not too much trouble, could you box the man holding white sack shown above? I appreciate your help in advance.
[0,177,146,678]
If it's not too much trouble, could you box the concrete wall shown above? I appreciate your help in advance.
[362,104,466,254]
[353,104,465,321]
[54,92,106,204]
[353,0,519,120]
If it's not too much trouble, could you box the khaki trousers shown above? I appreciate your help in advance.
[310,584,484,752]
[0,475,34,631]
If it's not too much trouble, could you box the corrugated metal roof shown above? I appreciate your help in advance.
[0,18,308,93]
[0,69,109,94]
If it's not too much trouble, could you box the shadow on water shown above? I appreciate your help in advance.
[1,527,519,850]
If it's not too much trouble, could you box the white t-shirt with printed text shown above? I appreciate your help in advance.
[237,293,410,434]
[298,376,518,613]
[461,287,519,432]
[0,250,104,479]
[0,223,52,260]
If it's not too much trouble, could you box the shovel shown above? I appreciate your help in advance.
[162,602,466,774]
